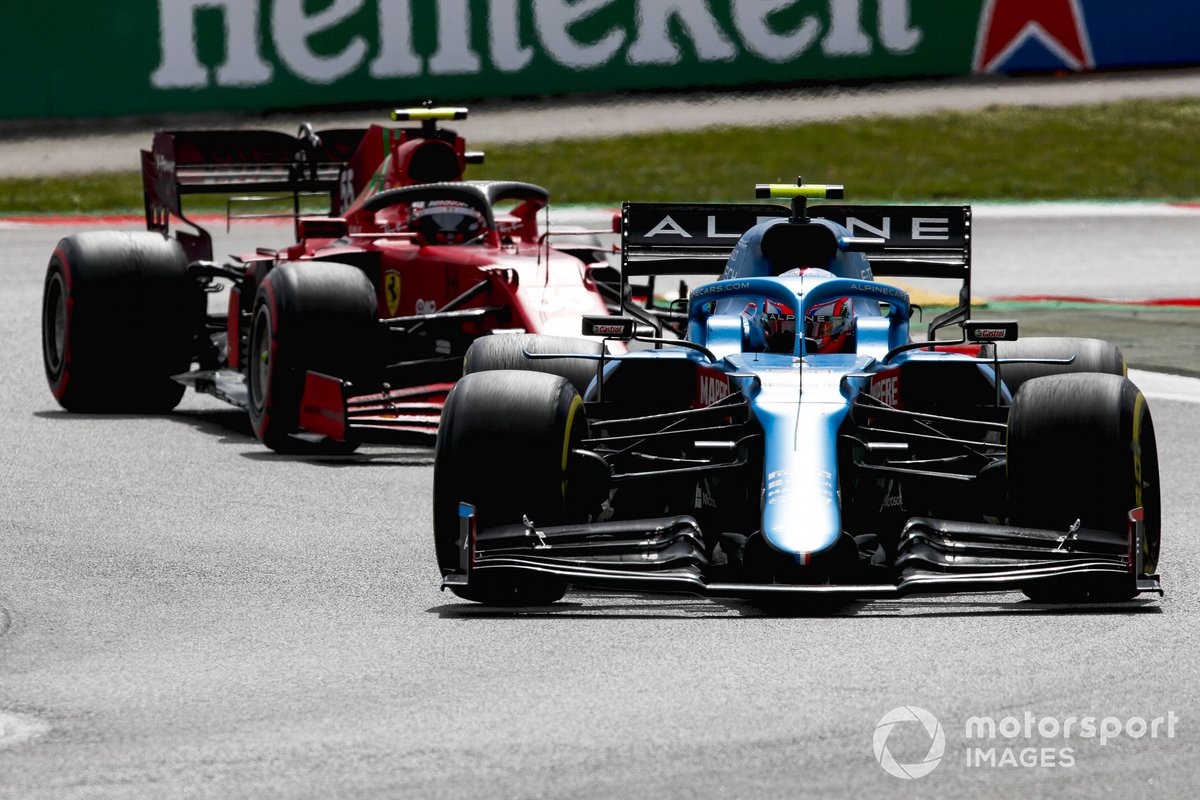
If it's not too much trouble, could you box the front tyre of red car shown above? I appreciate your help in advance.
[246,261,376,454]
[42,232,201,413]
[1007,373,1161,602]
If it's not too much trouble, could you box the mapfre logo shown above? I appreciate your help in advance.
[697,369,730,407]
[869,369,901,408]
[873,706,945,779]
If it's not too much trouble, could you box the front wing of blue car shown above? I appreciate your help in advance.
[442,504,1162,602]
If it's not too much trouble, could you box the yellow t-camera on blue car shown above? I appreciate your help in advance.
[754,183,845,200]
[391,107,469,122]
[756,179,845,220]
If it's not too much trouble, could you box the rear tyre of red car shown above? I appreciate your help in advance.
[247,262,377,454]
[433,370,585,605]
[994,337,1126,397]
[42,232,200,413]
[463,333,605,396]
[1007,373,1160,602]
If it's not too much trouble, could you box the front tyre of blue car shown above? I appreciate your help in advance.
[433,370,586,605]
[1007,373,1160,603]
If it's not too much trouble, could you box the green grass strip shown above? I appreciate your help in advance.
[4,98,1200,214]
[1,171,145,215]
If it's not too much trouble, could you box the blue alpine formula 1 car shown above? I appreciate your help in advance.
[432,182,1162,607]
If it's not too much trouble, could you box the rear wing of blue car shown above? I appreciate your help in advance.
[621,202,790,275]
[619,202,789,335]
[621,201,972,340]
[813,205,972,339]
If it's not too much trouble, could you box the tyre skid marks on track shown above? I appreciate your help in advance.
[0,711,50,749]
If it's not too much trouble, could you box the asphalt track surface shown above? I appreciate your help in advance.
[1,215,1198,798]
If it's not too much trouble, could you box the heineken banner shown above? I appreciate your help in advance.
[6,0,1199,120]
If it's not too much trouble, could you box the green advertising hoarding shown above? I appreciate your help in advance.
[4,1,984,120]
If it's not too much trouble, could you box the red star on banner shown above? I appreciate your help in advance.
[974,0,1094,73]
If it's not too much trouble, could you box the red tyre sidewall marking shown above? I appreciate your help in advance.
[49,247,73,400]
[253,279,281,439]
[226,287,241,370]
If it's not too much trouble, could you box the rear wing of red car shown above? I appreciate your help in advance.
[621,201,972,339]
[142,126,367,261]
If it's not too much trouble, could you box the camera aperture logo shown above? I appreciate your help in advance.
[873,706,946,779]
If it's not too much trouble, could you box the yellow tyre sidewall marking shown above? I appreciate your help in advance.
[561,394,583,500]
[1132,391,1152,572]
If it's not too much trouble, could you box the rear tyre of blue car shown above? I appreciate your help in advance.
[994,337,1126,397]
[463,333,604,396]
[434,370,584,605]
[1007,373,1160,602]
[42,232,200,412]
[247,262,376,454]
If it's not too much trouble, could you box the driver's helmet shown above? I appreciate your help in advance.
[748,268,855,354]
[806,296,854,353]
[409,200,485,244]
[760,298,798,354]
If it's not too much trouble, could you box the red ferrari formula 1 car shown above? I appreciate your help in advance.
[40,108,616,452]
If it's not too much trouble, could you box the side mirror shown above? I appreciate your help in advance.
[964,319,1018,343]
[582,315,636,340]
[840,236,887,252]
[297,217,349,239]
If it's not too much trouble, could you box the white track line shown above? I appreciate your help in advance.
[1130,369,1200,404]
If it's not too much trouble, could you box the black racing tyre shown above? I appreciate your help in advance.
[994,337,1125,398]
[1007,373,1160,602]
[433,370,586,605]
[246,262,376,453]
[42,231,200,412]
[463,333,604,397]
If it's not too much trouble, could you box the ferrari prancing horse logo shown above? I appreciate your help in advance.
[384,271,401,316]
